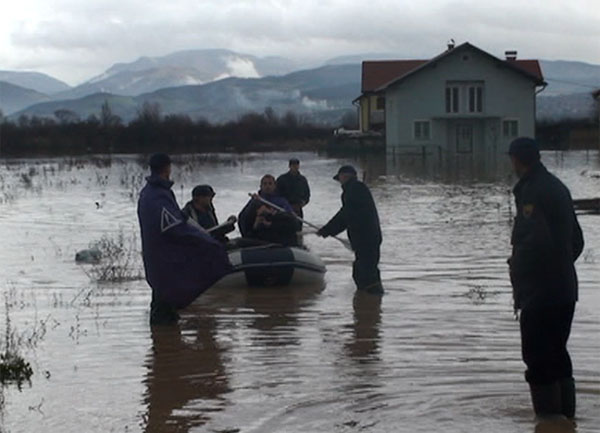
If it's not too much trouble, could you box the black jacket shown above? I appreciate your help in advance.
[276,171,310,206]
[238,194,298,246]
[182,201,218,230]
[320,178,382,251]
[510,162,584,310]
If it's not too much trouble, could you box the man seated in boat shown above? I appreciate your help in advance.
[182,184,235,243]
[238,174,298,247]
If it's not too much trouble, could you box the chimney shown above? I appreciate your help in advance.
[447,39,455,51]
[505,50,517,61]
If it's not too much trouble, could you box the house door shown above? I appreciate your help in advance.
[456,124,473,153]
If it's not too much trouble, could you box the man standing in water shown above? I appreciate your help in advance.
[318,165,383,295]
[276,158,311,219]
[508,137,584,421]
[137,153,231,325]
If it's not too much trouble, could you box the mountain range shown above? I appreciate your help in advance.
[1,49,599,123]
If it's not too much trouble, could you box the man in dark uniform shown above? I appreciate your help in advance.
[276,158,310,218]
[508,137,584,420]
[317,165,383,295]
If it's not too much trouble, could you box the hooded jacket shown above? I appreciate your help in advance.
[137,175,231,308]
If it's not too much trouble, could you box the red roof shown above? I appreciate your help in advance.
[362,47,544,94]
[361,60,427,93]
[509,60,544,82]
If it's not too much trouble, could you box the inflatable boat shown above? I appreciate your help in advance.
[215,244,326,288]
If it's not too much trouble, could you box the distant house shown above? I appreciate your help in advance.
[355,42,546,154]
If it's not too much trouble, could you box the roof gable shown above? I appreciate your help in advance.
[361,43,545,94]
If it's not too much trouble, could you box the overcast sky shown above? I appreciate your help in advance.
[1,0,599,85]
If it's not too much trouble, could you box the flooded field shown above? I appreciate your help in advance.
[0,150,599,433]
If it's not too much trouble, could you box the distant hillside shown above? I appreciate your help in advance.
[13,64,361,124]
[539,60,600,96]
[15,92,138,122]
[0,70,71,94]
[55,49,299,99]
[0,81,50,115]
[537,92,597,121]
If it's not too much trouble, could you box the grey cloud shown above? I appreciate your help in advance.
[3,0,599,84]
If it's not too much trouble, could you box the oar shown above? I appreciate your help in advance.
[248,193,352,251]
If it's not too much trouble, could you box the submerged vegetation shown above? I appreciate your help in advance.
[0,295,34,388]
[83,230,143,283]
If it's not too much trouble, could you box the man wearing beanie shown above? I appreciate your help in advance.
[137,153,231,325]
[507,137,584,422]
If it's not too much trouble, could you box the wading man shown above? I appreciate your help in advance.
[318,165,383,295]
[276,158,311,219]
[137,153,231,325]
[508,137,584,421]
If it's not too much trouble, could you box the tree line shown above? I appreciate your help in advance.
[0,101,347,156]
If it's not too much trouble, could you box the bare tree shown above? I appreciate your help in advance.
[100,100,122,128]
[135,101,162,124]
[54,109,80,124]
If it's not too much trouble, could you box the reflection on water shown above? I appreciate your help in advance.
[144,315,229,432]
[0,150,598,433]
[344,291,382,362]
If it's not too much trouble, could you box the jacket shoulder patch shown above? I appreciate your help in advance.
[523,204,534,218]
[161,207,182,232]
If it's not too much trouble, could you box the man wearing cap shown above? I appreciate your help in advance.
[182,185,219,230]
[137,154,231,325]
[183,184,236,243]
[507,137,584,420]
[276,158,311,219]
[317,165,383,295]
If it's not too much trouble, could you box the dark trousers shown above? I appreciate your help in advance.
[291,204,304,219]
[520,303,575,385]
[352,245,381,291]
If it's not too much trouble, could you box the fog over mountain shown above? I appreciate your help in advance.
[53,49,299,99]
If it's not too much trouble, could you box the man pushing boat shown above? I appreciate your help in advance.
[318,165,384,295]
[137,153,231,325]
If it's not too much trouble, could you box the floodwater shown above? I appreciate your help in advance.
[0,150,598,433]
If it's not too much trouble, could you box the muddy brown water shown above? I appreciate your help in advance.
[0,151,598,433]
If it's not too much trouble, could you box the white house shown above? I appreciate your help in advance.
[359,42,546,155]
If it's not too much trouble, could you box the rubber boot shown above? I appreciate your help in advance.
[529,382,562,419]
[559,377,576,420]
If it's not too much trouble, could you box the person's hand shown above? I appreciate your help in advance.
[316,228,327,238]
[227,215,237,223]
[254,215,271,229]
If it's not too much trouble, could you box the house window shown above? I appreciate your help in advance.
[445,86,459,113]
[503,120,519,138]
[376,96,385,110]
[414,120,431,140]
[468,85,483,113]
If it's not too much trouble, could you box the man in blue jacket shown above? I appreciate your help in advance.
[137,153,231,325]
[238,174,298,246]
[508,138,584,421]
